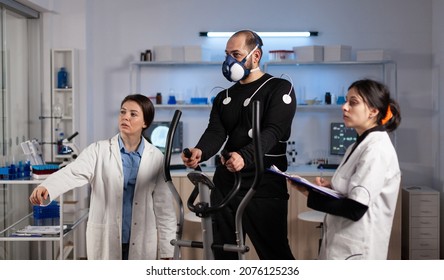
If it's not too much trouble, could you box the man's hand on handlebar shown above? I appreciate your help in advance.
[181,148,202,169]
[222,151,244,172]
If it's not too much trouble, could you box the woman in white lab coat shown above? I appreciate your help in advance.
[29,94,176,260]
[290,79,401,259]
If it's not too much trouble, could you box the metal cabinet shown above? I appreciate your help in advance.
[402,186,440,259]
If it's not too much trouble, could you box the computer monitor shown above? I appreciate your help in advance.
[143,121,183,154]
[330,122,357,155]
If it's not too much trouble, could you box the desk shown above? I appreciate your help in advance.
[298,210,326,254]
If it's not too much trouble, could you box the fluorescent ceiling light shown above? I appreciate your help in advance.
[199,31,318,38]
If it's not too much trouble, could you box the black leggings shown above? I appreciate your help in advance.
[211,192,295,260]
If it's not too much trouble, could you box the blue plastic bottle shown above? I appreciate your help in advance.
[24,160,31,178]
[9,162,16,180]
[57,67,68,88]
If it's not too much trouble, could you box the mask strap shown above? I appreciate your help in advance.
[244,44,259,62]
[242,45,260,77]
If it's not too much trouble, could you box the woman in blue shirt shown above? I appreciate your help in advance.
[30,94,176,260]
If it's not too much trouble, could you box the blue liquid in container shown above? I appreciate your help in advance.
[57,67,68,88]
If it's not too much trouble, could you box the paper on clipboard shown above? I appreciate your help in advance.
[267,165,345,199]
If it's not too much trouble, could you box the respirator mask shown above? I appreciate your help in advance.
[222,44,259,82]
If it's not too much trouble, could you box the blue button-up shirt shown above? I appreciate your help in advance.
[118,135,144,244]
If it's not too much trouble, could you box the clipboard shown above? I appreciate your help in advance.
[267,165,345,199]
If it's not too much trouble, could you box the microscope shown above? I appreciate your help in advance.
[58,131,80,166]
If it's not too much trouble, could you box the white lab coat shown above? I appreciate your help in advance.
[319,131,401,260]
[41,134,177,260]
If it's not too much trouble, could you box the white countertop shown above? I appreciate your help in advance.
[170,164,335,177]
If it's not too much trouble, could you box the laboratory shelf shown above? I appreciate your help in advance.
[0,179,88,259]
[49,48,78,162]
[263,59,397,100]
[1,178,43,185]
[53,88,73,93]
[130,61,222,67]
[263,60,396,67]
[0,209,89,241]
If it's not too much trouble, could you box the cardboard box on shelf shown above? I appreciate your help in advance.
[268,50,295,61]
[183,45,211,62]
[324,45,352,61]
[293,45,324,62]
[356,49,391,61]
[153,45,184,62]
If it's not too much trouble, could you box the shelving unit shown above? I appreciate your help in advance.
[263,60,398,148]
[130,59,397,108]
[0,180,88,260]
[50,49,78,163]
[263,60,397,100]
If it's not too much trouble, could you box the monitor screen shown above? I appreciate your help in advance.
[330,122,357,155]
[143,121,183,154]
